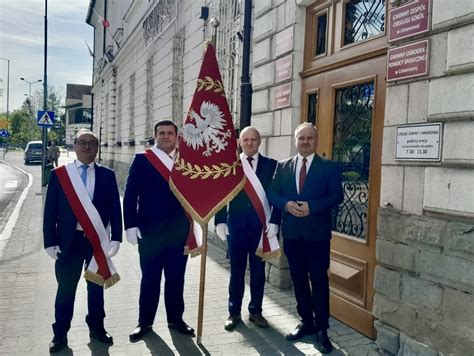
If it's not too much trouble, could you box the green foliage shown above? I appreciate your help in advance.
[9,109,41,147]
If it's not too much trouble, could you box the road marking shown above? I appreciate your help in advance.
[0,164,32,260]
[4,180,18,189]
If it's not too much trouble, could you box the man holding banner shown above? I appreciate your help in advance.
[123,120,196,342]
[43,130,122,353]
[215,126,281,331]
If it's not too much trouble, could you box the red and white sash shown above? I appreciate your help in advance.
[241,153,281,260]
[144,146,203,256]
[55,163,120,288]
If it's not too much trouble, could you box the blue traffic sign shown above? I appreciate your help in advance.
[0,129,9,137]
[37,110,55,127]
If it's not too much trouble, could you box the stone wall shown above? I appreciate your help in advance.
[374,0,474,354]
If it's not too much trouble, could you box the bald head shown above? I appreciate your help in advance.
[240,126,261,157]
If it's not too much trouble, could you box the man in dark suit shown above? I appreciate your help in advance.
[43,130,122,353]
[215,127,281,331]
[268,123,343,354]
[123,120,194,341]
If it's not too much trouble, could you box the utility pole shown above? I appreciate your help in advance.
[239,0,252,131]
[41,0,48,187]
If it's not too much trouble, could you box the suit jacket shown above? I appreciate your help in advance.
[123,153,189,245]
[215,154,281,230]
[43,163,123,252]
[268,154,343,241]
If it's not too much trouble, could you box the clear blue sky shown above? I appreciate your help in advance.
[0,0,93,112]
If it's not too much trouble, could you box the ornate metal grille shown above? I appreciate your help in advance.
[143,0,177,47]
[172,28,185,128]
[344,0,385,45]
[331,82,374,239]
[145,56,154,140]
[209,0,241,126]
[307,92,318,125]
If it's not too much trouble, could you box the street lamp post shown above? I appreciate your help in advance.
[0,58,10,123]
[20,77,42,112]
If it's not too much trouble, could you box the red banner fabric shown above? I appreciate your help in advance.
[170,42,246,225]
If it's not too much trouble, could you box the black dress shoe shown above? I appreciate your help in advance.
[249,313,269,328]
[286,322,316,341]
[316,330,333,353]
[89,329,113,344]
[49,335,67,353]
[168,321,195,335]
[129,325,152,342]
[224,314,241,331]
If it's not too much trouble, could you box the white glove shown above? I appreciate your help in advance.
[107,241,120,257]
[126,227,142,245]
[45,246,62,260]
[215,223,229,241]
[265,223,279,238]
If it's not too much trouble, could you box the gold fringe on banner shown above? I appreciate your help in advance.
[256,247,282,261]
[184,245,203,258]
[84,270,121,289]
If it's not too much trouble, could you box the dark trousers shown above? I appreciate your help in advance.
[53,232,105,338]
[137,238,188,326]
[227,222,265,316]
[284,238,331,331]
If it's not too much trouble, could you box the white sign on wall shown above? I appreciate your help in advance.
[395,123,442,161]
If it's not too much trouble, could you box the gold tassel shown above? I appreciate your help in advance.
[184,245,203,258]
[84,270,121,289]
[256,247,282,261]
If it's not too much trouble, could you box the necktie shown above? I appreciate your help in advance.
[299,157,307,193]
[247,156,254,169]
[81,164,88,186]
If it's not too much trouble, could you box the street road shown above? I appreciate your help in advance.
[0,155,29,235]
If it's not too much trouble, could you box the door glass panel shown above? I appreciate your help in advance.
[315,12,327,56]
[332,82,374,239]
[307,92,318,125]
[344,0,385,46]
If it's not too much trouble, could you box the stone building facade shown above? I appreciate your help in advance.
[374,1,474,354]
[86,0,473,354]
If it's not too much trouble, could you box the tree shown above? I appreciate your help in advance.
[32,85,66,146]
[9,108,41,147]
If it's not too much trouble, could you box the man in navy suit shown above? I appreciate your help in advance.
[215,127,281,331]
[268,123,343,354]
[123,120,194,341]
[43,131,122,352]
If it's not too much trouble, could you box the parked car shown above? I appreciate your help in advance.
[24,140,43,164]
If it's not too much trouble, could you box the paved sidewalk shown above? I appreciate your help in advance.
[0,154,378,355]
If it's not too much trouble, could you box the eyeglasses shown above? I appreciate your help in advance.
[76,140,98,147]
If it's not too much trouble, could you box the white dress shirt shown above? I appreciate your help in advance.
[246,152,259,172]
[75,160,95,231]
[295,153,314,194]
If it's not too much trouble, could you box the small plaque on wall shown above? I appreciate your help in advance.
[395,123,442,161]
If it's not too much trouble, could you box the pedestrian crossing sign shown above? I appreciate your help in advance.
[37,111,55,127]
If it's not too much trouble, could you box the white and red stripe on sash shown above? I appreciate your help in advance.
[241,153,281,260]
[143,146,203,256]
[55,163,120,288]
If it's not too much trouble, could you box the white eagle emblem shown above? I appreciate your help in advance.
[181,101,232,156]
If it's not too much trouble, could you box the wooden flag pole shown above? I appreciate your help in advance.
[196,223,208,344]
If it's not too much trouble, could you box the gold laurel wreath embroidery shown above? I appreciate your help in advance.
[196,76,224,94]
[174,152,241,180]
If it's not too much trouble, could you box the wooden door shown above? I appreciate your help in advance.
[301,0,388,338]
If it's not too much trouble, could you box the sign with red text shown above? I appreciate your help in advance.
[387,40,429,81]
[273,83,292,109]
[389,0,430,42]
[275,54,293,83]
